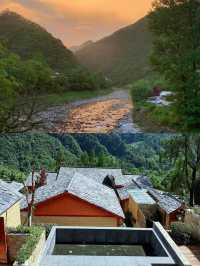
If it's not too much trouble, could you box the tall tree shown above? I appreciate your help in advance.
[149,0,200,130]
[0,44,53,132]
[164,134,200,206]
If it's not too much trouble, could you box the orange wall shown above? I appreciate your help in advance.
[0,217,7,264]
[33,192,120,221]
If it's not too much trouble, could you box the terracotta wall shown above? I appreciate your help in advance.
[33,192,117,218]
[21,192,122,227]
[0,217,7,264]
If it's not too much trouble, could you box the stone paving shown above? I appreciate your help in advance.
[180,246,200,266]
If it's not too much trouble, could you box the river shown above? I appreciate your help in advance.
[38,90,141,133]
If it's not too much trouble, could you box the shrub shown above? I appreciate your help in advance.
[16,226,44,264]
[130,79,153,103]
[7,225,31,234]
[194,208,200,216]
[130,75,169,104]
[171,222,200,245]
[37,223,56,238]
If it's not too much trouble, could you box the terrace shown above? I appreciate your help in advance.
[39,222,190,266]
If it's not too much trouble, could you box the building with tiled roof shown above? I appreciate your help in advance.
[21,171,124,227]
[0,180,22,228]
[148,189,185,228]
[23,167,185,229]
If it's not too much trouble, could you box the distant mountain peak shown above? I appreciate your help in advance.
[70,40,94,53]
[76,16,152,85]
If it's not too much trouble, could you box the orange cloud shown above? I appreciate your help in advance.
[0,0,152,46]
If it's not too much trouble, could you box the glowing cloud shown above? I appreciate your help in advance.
[0,0,152,46]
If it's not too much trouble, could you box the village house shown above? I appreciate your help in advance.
[148,189,185,229]
[117,174,185,229]
[21,170,124,227]
[23,167,186,229]
[0,180,22,228]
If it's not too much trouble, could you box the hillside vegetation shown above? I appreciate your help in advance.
[0,11,111,132]
[1,133,198,204]
[0,10,77,73]
[0,133,168,177]
[76,17,153,85]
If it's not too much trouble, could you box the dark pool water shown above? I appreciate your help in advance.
[53,244,146,256]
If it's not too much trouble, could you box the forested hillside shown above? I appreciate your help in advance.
[76,17,152,85]
[0,10,111,133]
[1,133,199,203]
[0,10,77,72]
[0,134,168,181]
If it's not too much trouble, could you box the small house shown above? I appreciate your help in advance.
[148,189,185,229]
[21,173,124,227]
[0,180,22,228]
[0,180,22,264]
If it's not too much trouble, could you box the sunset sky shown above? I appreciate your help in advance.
[0,0,152,47]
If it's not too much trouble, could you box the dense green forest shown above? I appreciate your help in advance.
[0,133,199,205]
[0,133,169,187]
[147,0,200,131]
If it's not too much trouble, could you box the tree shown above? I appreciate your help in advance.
[55,150,66,178]
[0,44,53,132]
[149,0,200,130]
[163,134,200,206]
[23,166,36,227]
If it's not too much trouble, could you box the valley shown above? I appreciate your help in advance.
[37,90,141,133]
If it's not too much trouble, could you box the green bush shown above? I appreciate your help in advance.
[16,226,44,264]
[7,225,31,234]
[130,75,169,104]
[37,223,55,239]
[130,79,153,103]
[171,222,200,245]
[194,208,200,215]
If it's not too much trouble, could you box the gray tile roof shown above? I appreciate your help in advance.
[68,173,124,218]
[129,189,156,205]
[21,177,71,209]
[21,173,124,218]
[132,175,153,189]
[25,168,149,190]
[148,189,183,214]
[0,180,23,215]
[9,181,24,191]
[116,175,153,201]
[58,167,124,184]
[117,182,138,200]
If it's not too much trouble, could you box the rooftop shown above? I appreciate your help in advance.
[21,173,124,218]
[129,189,155,205]
[0,179,22,215]
[149,189,183,214]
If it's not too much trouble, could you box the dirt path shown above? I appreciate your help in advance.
[38,90,141,133]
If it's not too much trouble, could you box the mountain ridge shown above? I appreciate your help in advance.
[76,16,153,85]
[0,10,78,72]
